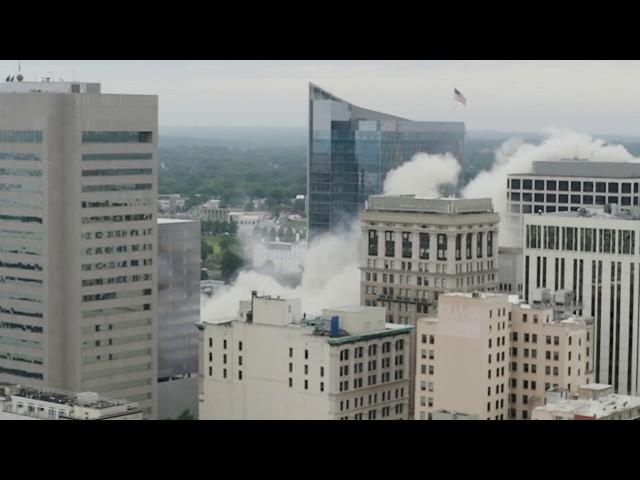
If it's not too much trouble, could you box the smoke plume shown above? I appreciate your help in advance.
[383,153,461,196]
[201,222,361,320]
[462,129,639,246]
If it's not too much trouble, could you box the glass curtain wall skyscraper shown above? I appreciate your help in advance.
[307,83,465,240]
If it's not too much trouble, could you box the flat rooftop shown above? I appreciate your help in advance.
[366,195,494,214]
[526,206,640,222]
[510,159,640,178]
[11,385,134,410]
[537,394,640,419]
[0,80,101,94]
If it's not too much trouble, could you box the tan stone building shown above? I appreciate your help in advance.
[415,290,594,420]
[509,297,594,419]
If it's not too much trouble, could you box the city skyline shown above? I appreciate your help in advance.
[2,60,640,136]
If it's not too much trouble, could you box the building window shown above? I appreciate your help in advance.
[368,230,379,256]
[385,231,395,257]
[437,234,447,261]
[289,378,293,388]
[402,232,412,259]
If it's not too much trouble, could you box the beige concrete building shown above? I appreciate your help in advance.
[532,383,640,420]
[415,290,594,420]
[0,384,143,420]
[0,80,158,417]
[197,294,412,420]
[509,297,594,419]
[415,292,510,420]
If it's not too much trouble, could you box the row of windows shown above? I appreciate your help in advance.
[526,224,636,255]
[0,365,43,379]
[0,214,42,224]
[0,243,42,256]
[0,275,42,287]
[338,340,404,362]
[81,199,154,209]
[0,350,43,365]
[83,243,152,256]
[81,131,153,143]
[509,178,639,193]
[370,230,494,260]
[81,258,153,272]
[81,168,152,177]
[0,167,42,177]
[0,335,41,350]
[0,305,43,319]
[81,213,152,225]
[81,227,153,241]
[82,184,153,193]
[82,153,153,161]
[0,130,42,143]
[81,303,151,319]
[510,192,637,206]
[0,153,41,161]
[81,273,151,287]
[0,259,42,272]
[82,288,152,303]
[0,291,42,303]
[0,321,42,334]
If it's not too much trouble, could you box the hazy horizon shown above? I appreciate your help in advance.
[2,60,640,135]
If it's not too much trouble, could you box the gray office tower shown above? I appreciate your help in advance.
[307,83,465,240]
[0,80,159,417]
[157,218,200,419]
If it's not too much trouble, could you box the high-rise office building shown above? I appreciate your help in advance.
[0,80,158,417]
[505,159,640,241]
[523,206,640,395]
[197,294,412,420]
[307,84,465,240]
[157,218,200,419]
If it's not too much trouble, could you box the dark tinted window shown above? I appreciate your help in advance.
[547,180,556,190]
[559,181,569,191]
[583,182,593,192]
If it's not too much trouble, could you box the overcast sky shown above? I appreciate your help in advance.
[1,60,639,135]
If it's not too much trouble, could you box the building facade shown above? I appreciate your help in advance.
[252,239,307,274]
[361,195,499,322]
[414,291,594,420]
[157,218,200,419]
[509,298,593,419]
[307,83,465,240]
[0,80,158,417]
[523,207,640,395]
[197,294,412,420]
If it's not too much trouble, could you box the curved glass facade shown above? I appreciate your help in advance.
[307,84,465,240]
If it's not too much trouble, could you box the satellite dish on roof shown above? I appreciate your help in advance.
[16,74,23,82]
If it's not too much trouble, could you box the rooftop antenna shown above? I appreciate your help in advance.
[16,60,23,82]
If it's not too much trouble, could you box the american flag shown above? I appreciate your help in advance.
[454,88,467,106]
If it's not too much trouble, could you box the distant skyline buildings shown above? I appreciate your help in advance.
[3,61,640,135]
